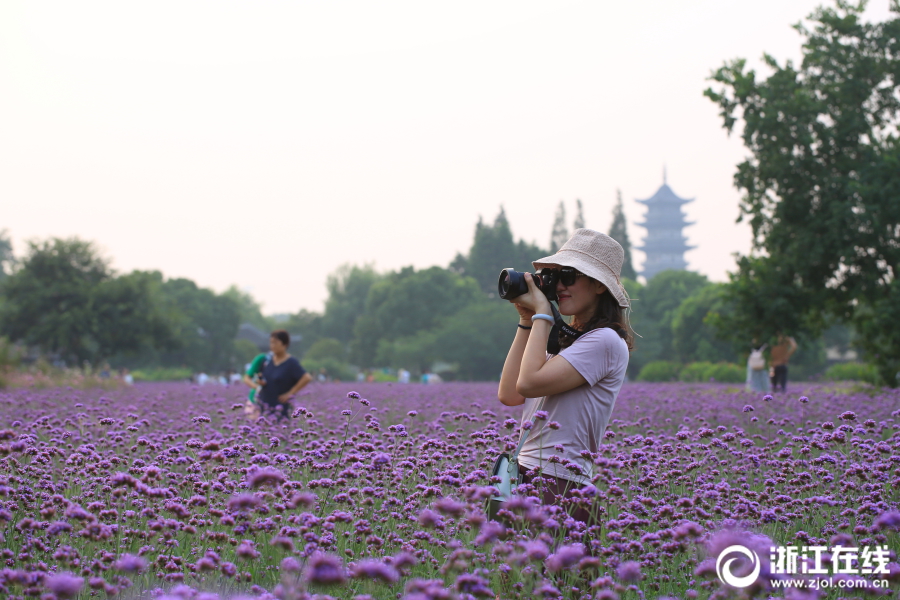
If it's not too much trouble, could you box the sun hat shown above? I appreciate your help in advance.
[532,228,630,308]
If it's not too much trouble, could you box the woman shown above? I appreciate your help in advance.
[254,330,313,422]
[498,229,632,525]
[746,339,770,393]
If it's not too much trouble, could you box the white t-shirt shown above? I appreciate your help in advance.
[517,327,629,484]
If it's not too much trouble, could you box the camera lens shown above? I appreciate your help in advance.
[498,269,528,300]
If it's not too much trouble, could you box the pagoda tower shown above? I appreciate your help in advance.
[635,171,695,280]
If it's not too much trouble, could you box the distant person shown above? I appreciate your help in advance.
[317,367,328,382]
[746,340,770,393]
[121,368,134,386]
[398,368,410,384]
[256,330,312,422]
[197,372,209,386]
[770,333,798,393]
[243,350,273,420]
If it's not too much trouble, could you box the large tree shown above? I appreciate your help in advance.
[573,199,586,230]
[608,189,637,281]
[451,207,545,295]
[549,201,569,254]
[0,239,177,365]
[0,229,13,281]
[705,1,900,385]
[350,266,482,367]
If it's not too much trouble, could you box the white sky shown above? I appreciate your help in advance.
[1,1,894,314]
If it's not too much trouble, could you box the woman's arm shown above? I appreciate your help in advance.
[242,374,257,388]
[515,319,587,398]
[279,372,313,403]
[498,275,588,401]
[498,324,531,406]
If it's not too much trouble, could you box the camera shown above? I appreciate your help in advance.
[497,268,559,301]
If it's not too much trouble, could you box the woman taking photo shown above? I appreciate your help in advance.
[255,330,313,422]
[498,229,633,524]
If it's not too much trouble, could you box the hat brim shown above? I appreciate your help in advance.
[533,249,630,308]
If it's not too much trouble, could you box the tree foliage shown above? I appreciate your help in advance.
[573,199,586,231]
[351,266,482,367]
[450,207,545,295]
[0,239,178,365]
[608,189,637,281]
[549,201,569,254]
[705,1,900,385]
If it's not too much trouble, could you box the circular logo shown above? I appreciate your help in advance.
[715,544,761,588]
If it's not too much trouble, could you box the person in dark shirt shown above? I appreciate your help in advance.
[257,329,312,422]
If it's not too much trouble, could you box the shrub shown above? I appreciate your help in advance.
[678,362,715,382]
[637,361,682,382]
[302,357,355,382]
[132,367,193,382]
[824,362,879,385]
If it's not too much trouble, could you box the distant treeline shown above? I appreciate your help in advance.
[0,199,856,380]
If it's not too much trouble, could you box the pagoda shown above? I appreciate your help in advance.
[635,171,695,280]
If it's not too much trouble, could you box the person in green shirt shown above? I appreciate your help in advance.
[242,351,271,419]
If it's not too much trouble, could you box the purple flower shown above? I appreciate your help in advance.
[391,551,417,571]
[305,552,346,585]
[236,540,260,559]
[799,396,809,403]
[742,405,754,412]
[247,467,286,488]
[763,394,773,401]
[546,543,585,572]
[434,498,466,517]
[839,411,857,421]
[873,511,900,532]
[46,573,84,599]
[417,509,444,529]
[114,553,147,573]
[455,573,493,597]
[226,493,261,511]
[616,560,642,582]
[519,540,549,562]
[350,559,399,583]
[475,521,505,545]
[347,391,361,399]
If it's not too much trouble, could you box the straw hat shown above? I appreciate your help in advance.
[532,228,630,308]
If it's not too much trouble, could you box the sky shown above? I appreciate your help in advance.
[1,1,894,314]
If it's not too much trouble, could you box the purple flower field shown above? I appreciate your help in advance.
[1,381,900,600]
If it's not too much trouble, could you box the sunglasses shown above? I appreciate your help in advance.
[538,267,586,287]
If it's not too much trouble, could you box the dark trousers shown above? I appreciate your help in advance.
[771,364,788,392]
[520,471,596,526]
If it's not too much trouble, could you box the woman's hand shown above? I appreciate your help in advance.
[278,393,292,404]
[507,272,552,318]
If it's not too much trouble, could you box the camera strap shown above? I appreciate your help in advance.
[546,303,585,355]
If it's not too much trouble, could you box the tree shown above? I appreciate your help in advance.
[705,1,900,385]
[671,284,739,364]
[549,201,569,254]
[0,229,13,281]
[281,309,324,356]
[350,266,482,367]
[0,239,177,365]
[320,264,381,343]
[156,278,242,372]
[627,270,709,375]
[222,286,271,332]
[573,199,586,230]
[374,301,520,379]
[608,189,637,281]
[451,207,545,295]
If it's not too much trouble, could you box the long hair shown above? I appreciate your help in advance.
[557,284,634,351]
